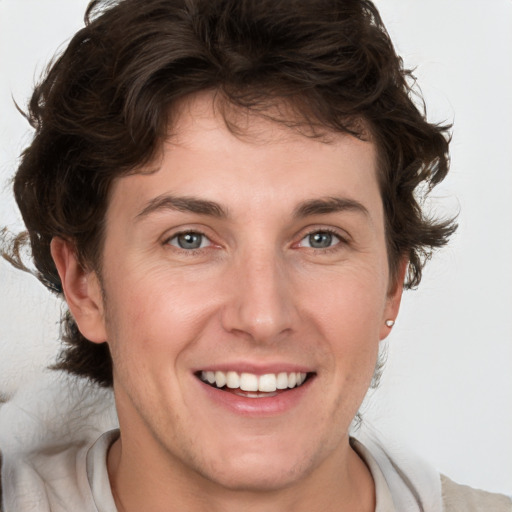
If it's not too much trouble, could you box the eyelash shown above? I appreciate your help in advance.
[164,231,214,254]
[296,228,348,254]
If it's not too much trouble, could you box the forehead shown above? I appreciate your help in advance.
[170,92,373,150]
[108,92,380,220]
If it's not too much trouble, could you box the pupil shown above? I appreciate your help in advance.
[309,232,332,248]
[178,232,202,249]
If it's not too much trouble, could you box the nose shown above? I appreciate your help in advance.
[220,247,298,344]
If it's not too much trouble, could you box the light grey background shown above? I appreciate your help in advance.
[0,0,511,493]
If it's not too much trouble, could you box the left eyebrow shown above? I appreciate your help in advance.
[135,194,228,221]
[293,197,370,218]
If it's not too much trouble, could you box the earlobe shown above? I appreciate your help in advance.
[380,258,408,340]
[50,237,107,344]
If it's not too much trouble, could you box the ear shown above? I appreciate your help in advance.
[379,258,408,341]
[50,237,107,344]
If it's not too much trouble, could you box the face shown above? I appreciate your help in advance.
[74,94,402,491]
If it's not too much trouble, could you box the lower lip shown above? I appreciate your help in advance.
[196,376,314,416]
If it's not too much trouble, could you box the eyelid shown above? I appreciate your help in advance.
[162,226,219,252]
[293,226,351,252]
[298,225,350,241]
[167,231,212,250]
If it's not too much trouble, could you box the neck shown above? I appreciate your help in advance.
[107,433,375,512]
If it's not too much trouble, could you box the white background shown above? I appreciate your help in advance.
[0,0,511,494]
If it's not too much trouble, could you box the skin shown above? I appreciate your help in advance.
[51,93,405,512]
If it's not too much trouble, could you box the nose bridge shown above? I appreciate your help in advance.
[222,243,296,342]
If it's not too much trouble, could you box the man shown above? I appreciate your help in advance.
[1,1,511,510]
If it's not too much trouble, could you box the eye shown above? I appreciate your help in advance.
[167,231,211,250]
[298,230,341,249]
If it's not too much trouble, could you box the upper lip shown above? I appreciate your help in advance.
[192,362,315,375]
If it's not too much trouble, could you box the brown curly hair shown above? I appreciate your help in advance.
[2,0,456,387]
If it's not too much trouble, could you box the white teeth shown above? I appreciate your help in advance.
[201,370,308,392]
[226,371,240,389]
[240,373,259,392]
[259,373,277,392]
[276,372,288,389]
[215,371,226,388]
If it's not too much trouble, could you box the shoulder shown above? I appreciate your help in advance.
[1,438,91,512]
[0,429,118,512]
[441,474,512,512]
[1,449,3,511]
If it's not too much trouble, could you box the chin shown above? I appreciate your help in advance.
[203,457,311,493]
[191,438,323,493]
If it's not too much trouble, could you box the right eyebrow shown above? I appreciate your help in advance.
[135,194,228,221]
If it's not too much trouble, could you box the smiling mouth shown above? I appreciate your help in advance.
[197,370,312,398]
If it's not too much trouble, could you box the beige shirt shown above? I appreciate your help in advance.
[1,430,511,511]
[351,438,512,512]
[441,475,512,512]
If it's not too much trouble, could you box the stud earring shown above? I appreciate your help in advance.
[385,319,395,328]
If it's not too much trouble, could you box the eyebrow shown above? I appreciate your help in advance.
[293,197,369,218]
[135,194,369,222]
[135,194,228,220]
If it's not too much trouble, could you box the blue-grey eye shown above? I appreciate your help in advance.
[300,231,340,249]
[169,232,209,250]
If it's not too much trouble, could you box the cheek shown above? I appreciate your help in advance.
[306,266,388,337]
[302,268,387,384]
[103,266,221,360]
